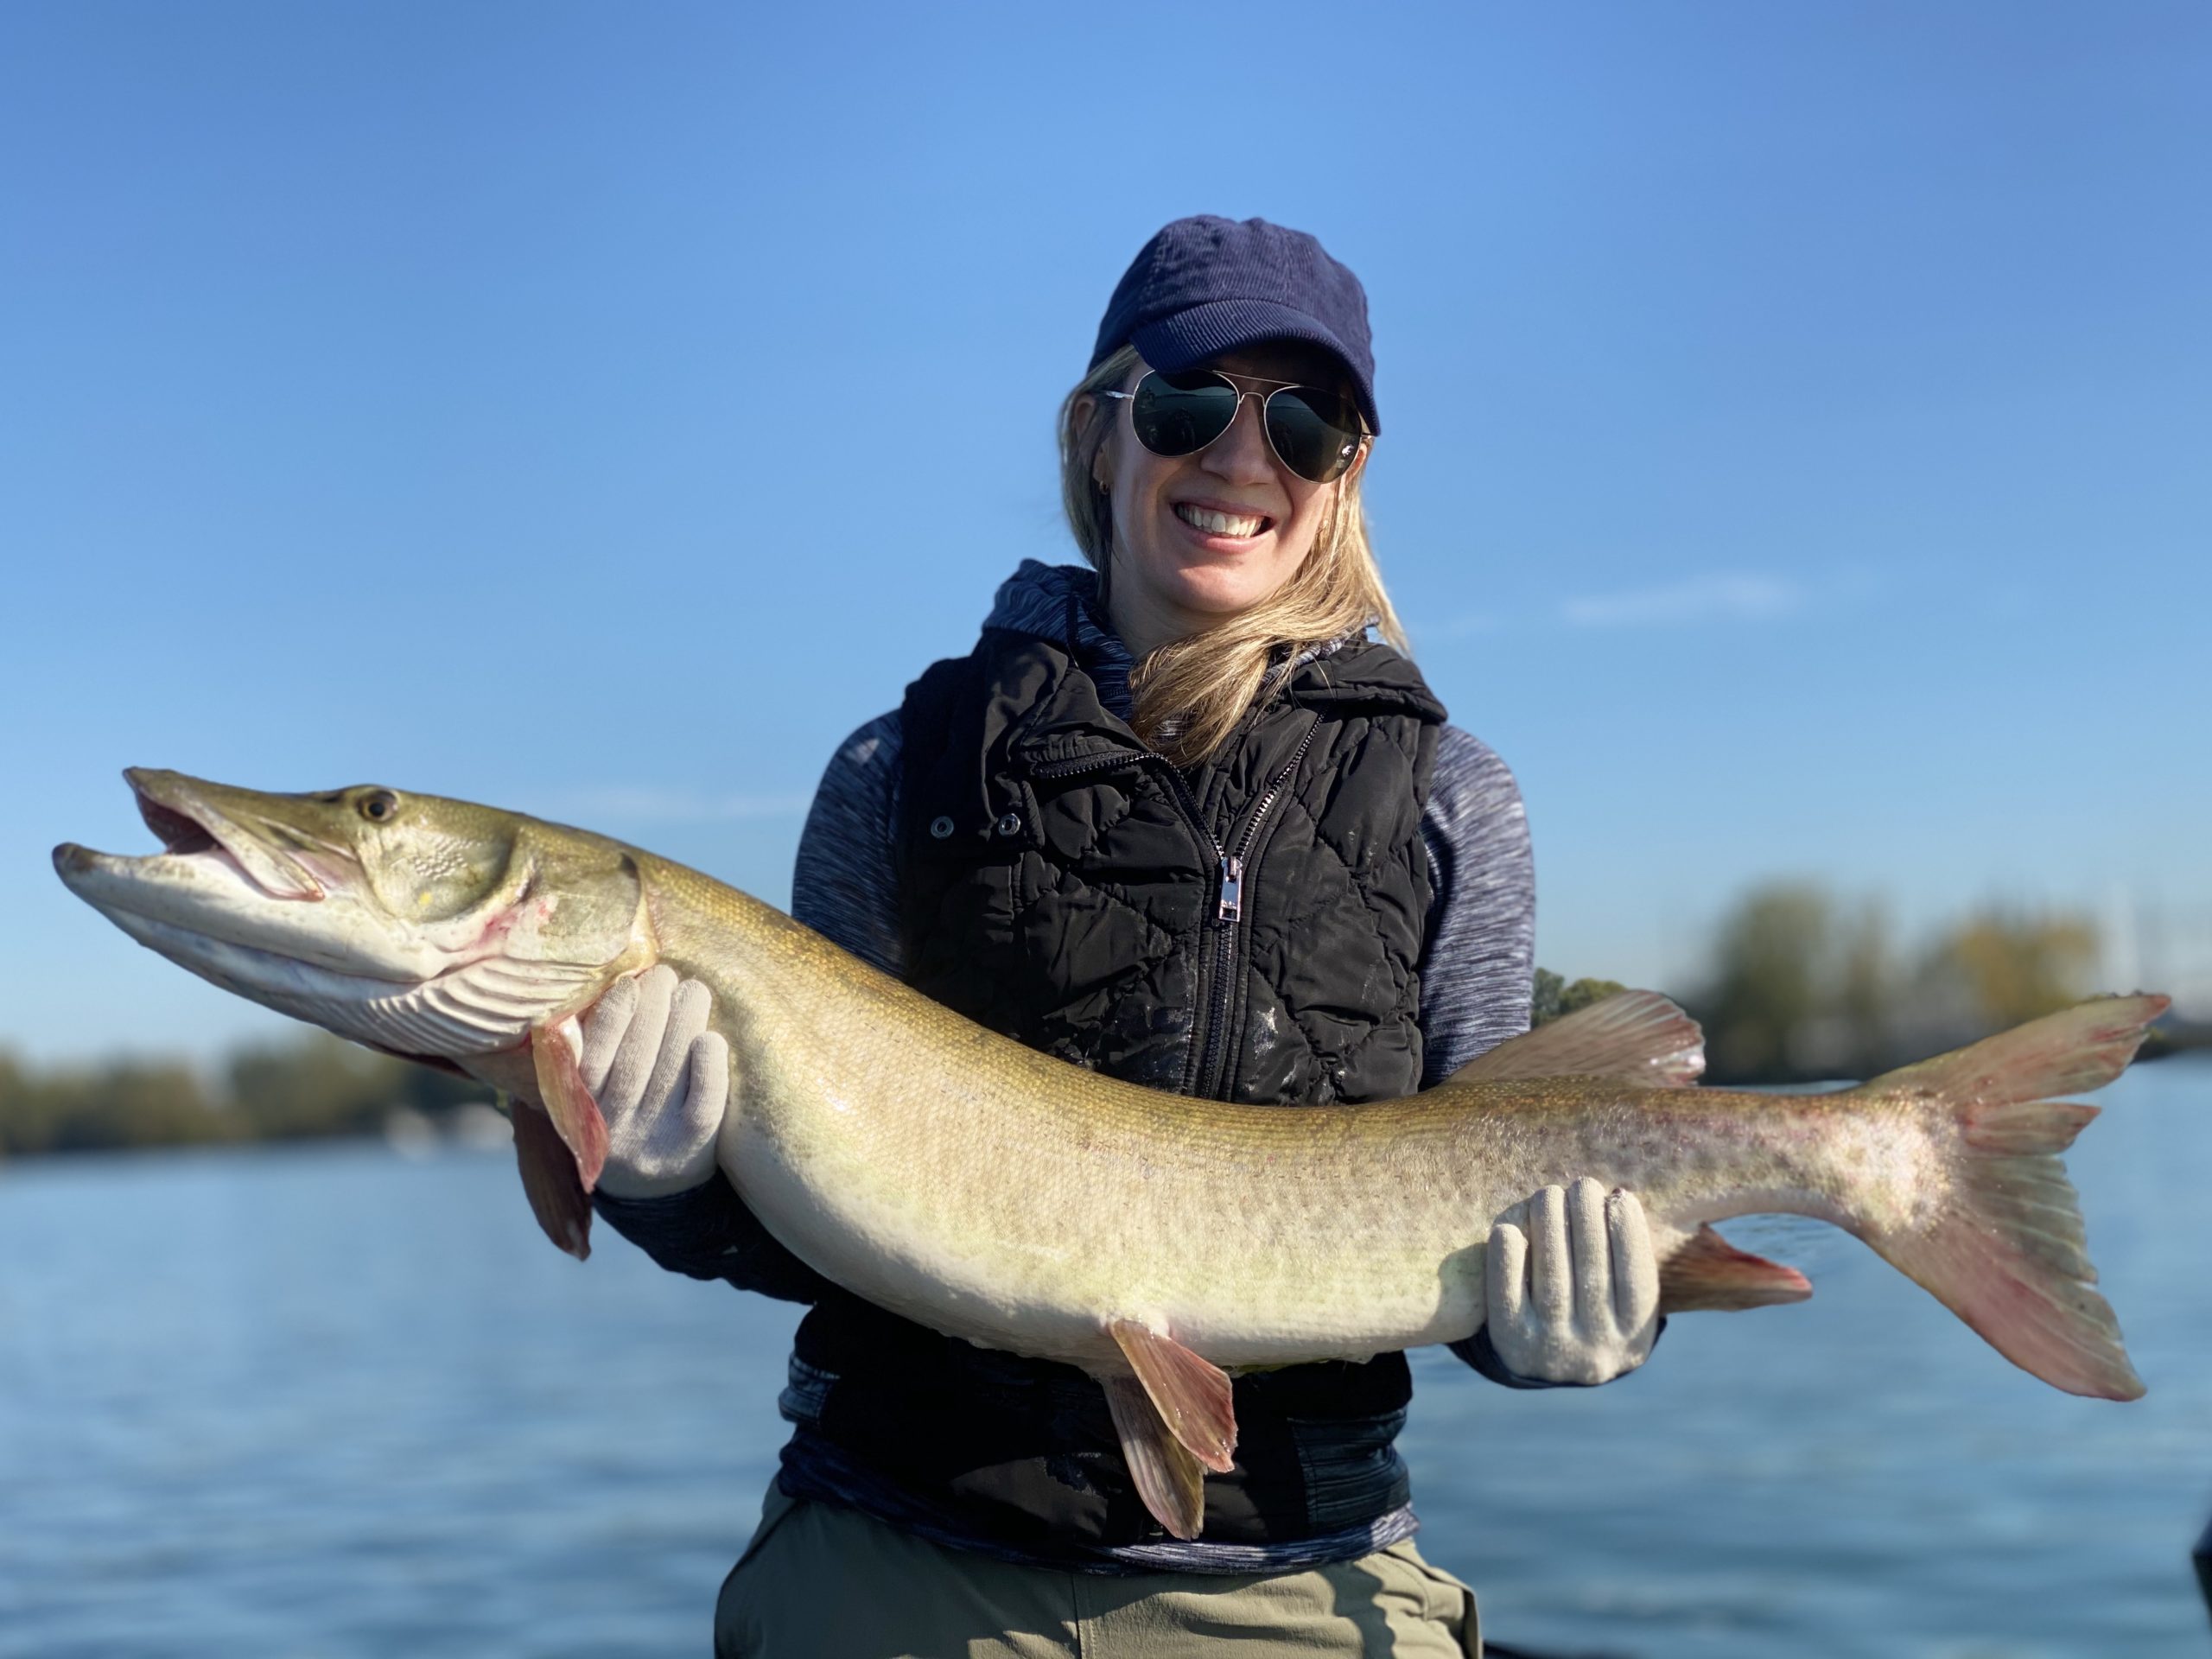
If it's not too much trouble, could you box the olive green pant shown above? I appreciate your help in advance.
[715,1484,1481,1658]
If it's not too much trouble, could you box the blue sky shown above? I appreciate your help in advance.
[3,2,2206,1061]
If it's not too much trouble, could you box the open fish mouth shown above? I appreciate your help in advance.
[137,791,218,857]
[120,766,327,901]
[53,770,333,915]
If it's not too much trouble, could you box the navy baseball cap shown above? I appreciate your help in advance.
[1090,215,1380,435]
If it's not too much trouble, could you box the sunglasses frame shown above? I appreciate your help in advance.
[1098,367,1370,485]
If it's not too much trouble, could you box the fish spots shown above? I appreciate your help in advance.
[1821,1113,1940,1231]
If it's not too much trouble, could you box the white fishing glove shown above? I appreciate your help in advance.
[1485,1177,1660,1385]
[578,964,731,1199]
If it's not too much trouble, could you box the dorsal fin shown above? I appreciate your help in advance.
[1449,990,1705,1087]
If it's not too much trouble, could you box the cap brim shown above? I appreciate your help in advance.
[1130,298,1378,434]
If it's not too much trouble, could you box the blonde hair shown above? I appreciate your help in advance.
[1057,346,1409,766]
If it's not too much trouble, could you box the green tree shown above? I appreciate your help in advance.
[1922,908,2098,1028]
[0,1052,235,1156]
[1696,883,1833,1081]
[1,1032,489,1157]
[1531,969,1629,1027]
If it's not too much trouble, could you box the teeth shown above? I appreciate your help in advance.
[1175,503,1266,537]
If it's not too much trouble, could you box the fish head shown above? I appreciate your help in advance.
[54,768,650,1064]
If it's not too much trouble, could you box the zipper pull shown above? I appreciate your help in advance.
[1217,855,1244,922]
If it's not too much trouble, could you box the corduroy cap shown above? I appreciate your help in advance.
[1090,216,1379,434]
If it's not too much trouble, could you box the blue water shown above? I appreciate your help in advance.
[3,1060,2209,1657]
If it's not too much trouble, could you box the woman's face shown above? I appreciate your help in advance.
[1090,340,1365,651]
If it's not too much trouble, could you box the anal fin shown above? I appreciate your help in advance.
[1103,1375,1208,1540]
[1658,1224,1812,1313]
[1108,1319,1237,1473]
[512,1096,593,1259]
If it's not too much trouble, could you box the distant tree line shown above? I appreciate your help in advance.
[1681,883,2110,1083]
[1540,881,2130,1084]
[0,1034,488,1158]
[0,881,2172,1157]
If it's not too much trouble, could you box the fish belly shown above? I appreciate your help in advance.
[716,1037,1498,1370]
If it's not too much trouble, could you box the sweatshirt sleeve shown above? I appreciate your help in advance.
[588,711,907,1298]
[789,710,906,976]
[1415,726,1565,1389]
[1416,725,1536,1085]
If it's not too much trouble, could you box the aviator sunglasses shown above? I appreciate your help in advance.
[1099,368,1368,485]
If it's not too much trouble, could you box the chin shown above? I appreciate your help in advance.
[1173,563,1292,617]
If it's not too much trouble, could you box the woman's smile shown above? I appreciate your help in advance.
[1170,498,1275,545]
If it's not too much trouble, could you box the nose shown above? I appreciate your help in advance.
[1198,391,1278,486]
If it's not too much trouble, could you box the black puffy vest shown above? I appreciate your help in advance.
[780,620,1450,1558]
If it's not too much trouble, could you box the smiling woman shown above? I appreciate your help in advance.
[554,215,1638,1657]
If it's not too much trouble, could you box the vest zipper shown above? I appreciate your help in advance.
[1029,716,1319,1101]
[1030,751,1231,932]
[1194,715,1323,1098]
[1030,752,1147,782]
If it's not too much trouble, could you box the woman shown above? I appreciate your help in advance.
[582,216,1661,1656]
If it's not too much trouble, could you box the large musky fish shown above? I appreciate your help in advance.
[55,769,2162,1538]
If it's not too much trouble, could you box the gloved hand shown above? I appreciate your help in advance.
[578,964,731,1199]
[1484,1177,1659,1385]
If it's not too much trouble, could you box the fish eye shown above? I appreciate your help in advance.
[359,789,401,823]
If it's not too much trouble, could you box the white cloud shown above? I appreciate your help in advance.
[1560,572,1803,630]
[1419,612,1504,642]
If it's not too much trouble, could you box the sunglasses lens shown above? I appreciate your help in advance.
[1129,371,1239,457]
[1263,386,1363,483]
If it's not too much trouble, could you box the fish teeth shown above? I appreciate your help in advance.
[1175,503,1265,537]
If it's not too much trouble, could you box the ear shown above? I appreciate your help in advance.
[1341,436,1372,486]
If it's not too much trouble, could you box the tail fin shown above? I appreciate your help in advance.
[1852,994,2167,1402]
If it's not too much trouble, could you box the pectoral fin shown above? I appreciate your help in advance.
[1102,1375,1208,1541]
[529,1014,608,1193]
[512,1095,592,1259]
[1658,1224,1811,1312]
[1107,1319,1237,1473]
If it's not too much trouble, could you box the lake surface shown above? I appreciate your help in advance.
[3,1059,2209,1657]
